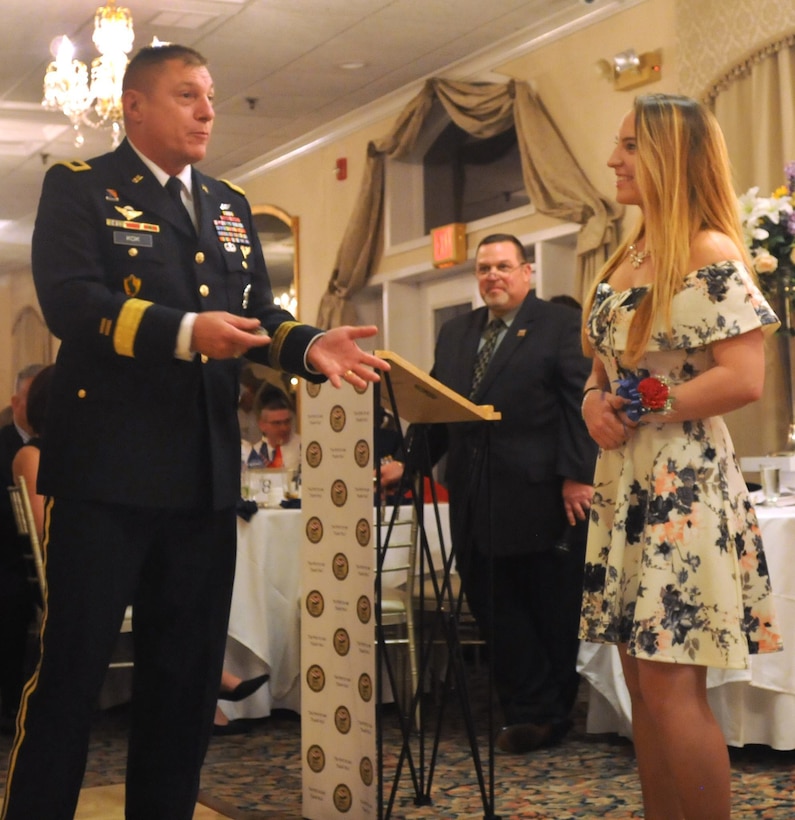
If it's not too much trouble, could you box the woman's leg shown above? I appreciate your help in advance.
[619,646,684,820]
[622,646,731,820]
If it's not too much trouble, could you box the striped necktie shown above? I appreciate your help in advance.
[469,317,504,398]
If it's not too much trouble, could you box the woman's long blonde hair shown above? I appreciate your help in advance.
[582,94,751,365]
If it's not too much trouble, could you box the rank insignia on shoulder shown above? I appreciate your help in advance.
[54,159,92,172]
[220,179,245,196]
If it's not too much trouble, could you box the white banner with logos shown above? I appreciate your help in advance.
[301,379,376,819]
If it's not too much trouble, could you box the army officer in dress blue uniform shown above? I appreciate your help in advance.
[1,44,387,820]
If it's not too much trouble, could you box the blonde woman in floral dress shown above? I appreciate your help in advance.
[580,94,783,820]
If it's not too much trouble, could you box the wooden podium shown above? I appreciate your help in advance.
[372,351,502,820]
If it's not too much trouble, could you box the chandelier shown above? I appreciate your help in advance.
[42,1,135,148]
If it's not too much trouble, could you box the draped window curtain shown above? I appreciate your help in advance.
[315,78,623,329]
[705,33,795,458]
[706,32,795,193]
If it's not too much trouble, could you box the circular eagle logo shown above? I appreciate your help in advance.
[355,517,371,546]
[329,404,346,432]
[358,672,373,702]
[356,595,372,624]
[334,705,352,735]
[306,664,326,693]
[305,589,325,618]
[306,744,325,773]
[305,516,324,544]
[333,783,352,812]
[331,479,348,507]
[354,439,370,468]
[332,552,349,581]
[305,440,322,468]
[333,627,351,656]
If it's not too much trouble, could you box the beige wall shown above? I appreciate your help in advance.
[678,0,795,99]
[0,268,42,402]
[255,0,681,320]
[241,117,393,324]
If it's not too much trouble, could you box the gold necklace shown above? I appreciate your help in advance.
[627,243,650,269]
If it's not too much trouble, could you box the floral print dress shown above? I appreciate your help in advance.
[579,261,783,668]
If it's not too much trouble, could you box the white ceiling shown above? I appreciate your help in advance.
[0,0,628,277]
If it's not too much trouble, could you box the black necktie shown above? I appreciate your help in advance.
[165,176,195,233]
[469,317,504,398]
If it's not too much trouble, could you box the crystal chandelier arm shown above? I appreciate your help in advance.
[42,2,134,147]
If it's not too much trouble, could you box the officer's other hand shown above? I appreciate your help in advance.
[191,312,271,359]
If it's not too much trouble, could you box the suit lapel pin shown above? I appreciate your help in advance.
[517,329,527,337]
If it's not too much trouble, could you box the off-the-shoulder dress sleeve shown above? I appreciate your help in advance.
[645,260,780,351]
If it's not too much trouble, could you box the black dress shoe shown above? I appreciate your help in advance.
[495,722,551,753]
[495,719,571,754]
[218,673,269,702]
[213,719,251,736]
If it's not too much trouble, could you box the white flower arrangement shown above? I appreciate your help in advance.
[738,163,795,308]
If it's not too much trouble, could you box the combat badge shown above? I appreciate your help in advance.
[123,274,142,296]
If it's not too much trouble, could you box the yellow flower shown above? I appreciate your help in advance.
[773,185,789,198]
[753,251,779,274]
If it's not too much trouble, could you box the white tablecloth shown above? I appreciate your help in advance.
[577,504,795,749]
[220,503,452,720]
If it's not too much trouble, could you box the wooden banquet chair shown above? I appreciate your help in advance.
[376,502,420,727]
[8,475,134,669]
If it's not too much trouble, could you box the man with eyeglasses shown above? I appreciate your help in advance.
[243,391,301,471]
[429,233,596,753]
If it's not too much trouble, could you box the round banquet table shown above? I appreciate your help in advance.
[220,503,451,721]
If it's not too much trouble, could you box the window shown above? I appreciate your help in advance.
[423,123,528,232]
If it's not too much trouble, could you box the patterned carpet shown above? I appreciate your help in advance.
[2,663,795,819]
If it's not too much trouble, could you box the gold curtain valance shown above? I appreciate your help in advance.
[316,78,623,329]
[702,30,795,105]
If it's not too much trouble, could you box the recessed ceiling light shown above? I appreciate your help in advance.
[339,61,366,70]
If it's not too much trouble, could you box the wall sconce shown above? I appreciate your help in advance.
[597,48,663,91]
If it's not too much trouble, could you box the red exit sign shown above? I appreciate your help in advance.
[431,223,467,268]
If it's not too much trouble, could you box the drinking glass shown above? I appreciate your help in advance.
[760,465,781,505]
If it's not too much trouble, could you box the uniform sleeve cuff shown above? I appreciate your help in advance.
[176,312,197,360]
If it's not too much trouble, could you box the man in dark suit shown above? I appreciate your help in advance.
[1,44,385,820]
[0,365,42,735]
[430,233,596,753]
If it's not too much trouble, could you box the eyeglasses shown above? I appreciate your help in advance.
[474,262,526,278]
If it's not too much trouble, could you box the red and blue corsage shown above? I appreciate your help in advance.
[615,372,674,422]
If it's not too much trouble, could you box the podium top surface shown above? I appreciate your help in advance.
[374,350,501,424]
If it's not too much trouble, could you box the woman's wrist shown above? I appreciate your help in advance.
[581,385,603,419]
